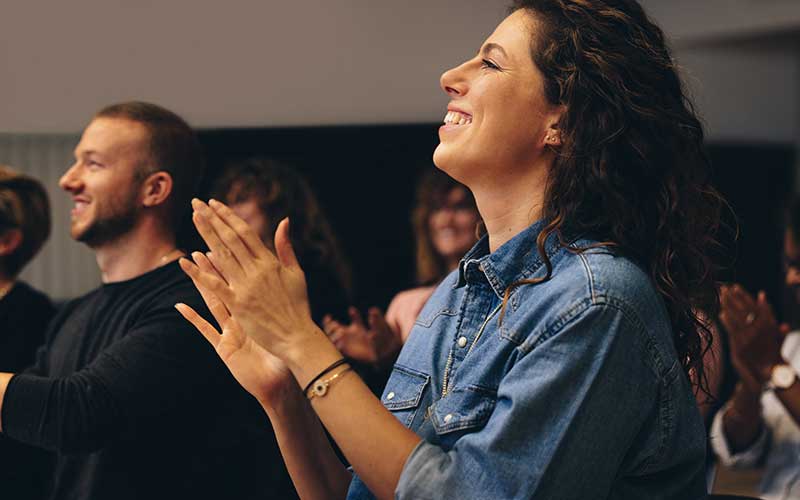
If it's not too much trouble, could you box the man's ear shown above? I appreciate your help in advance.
[0,228,22,257]
[141,171,174,208]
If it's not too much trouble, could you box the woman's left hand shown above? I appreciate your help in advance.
[183,198,322,362]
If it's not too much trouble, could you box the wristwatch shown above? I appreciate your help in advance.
[765,363,798,391]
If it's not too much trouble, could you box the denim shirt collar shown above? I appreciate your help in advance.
[456,219,566,299]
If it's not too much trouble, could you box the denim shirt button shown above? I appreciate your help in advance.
[386,391,395,400]
[457,336,468,348]
[444,413,453,423]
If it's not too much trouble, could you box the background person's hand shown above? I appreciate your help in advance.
[176,252,297,407]
[719,284,788,391]
[324,307,401,367]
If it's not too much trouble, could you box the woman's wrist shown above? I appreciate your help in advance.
[258,374,303,410]
[261,378,308,418]
[284,323,347,390]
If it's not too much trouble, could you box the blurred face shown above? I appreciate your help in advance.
[428,187,480,265]
[59,117,147,247]
[434,10,560,184]
[229,196,272,249]
[784,228,800,302]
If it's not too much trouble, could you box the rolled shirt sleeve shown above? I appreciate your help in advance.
[709,401,769,468]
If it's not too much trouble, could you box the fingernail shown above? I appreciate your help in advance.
[191,251,204,260]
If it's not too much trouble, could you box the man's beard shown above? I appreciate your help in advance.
[73,191,140,248]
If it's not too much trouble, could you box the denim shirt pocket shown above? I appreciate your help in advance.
[414,306,458,328]
[382,365,430,428]
[429,385,497,447]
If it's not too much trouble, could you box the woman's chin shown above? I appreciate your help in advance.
[432,146,471,184]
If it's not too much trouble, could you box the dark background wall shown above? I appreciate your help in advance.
[198,124,441,312]
[198,126,797,320]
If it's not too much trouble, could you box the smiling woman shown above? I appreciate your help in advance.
[176,1,724,499]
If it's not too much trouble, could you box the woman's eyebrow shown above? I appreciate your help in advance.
[480,42,509,59]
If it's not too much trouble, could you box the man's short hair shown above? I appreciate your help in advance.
[94,102,205,241]
[0,165,51,277]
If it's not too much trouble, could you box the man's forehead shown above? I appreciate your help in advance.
[76,117,149,155]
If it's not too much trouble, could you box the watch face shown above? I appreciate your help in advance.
[772,364,798,389]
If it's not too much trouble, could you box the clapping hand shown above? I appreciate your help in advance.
[323,307,400,367]
[175,251,295,406]
[719,284,788,392]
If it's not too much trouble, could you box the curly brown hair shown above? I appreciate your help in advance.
[507,0,725,392]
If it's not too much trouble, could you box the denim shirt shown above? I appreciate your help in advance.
[347,220,707,500]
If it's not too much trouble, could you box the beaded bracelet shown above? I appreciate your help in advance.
[302,358,348,395]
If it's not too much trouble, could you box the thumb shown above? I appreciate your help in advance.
[274,218,300,269]
[779,322,792,337]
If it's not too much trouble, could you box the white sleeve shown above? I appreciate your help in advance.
[709,401,769,467]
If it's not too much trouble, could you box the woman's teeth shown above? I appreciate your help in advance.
[444,111,472,126]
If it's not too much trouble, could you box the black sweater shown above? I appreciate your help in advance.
[0,282,56,500]
[1,263,296,500]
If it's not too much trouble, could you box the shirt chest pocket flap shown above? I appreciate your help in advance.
[383,365,430,427]
[430,385,497,435]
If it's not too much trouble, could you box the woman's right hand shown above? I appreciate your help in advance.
[324,307,401,367]
[176,251,298,407]
[719,284,788,394]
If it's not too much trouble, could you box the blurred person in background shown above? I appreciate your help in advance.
[712,197,800,500]
[0,165,55,499]
[323,169,479,370]
[212,157,352,326]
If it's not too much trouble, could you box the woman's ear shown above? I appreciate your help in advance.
[545,128,561,147]
[141,171,174,208]
[0,228,22,257]
[543,105,566,147]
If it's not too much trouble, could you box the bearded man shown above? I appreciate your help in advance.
[0,102,296,500]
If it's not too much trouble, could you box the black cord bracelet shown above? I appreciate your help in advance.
[303,358,348,395]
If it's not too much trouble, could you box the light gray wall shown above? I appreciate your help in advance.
[675,38,799,143]
[2,1,798,143]
[0,0,506,133]
[640,0,800,144]
[0,134,101,299]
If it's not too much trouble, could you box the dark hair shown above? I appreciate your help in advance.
[212,158,352,297]
[95,101,204,246]
[412,169,477,285]
[0,165,51,277]
[508,0,725,391]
